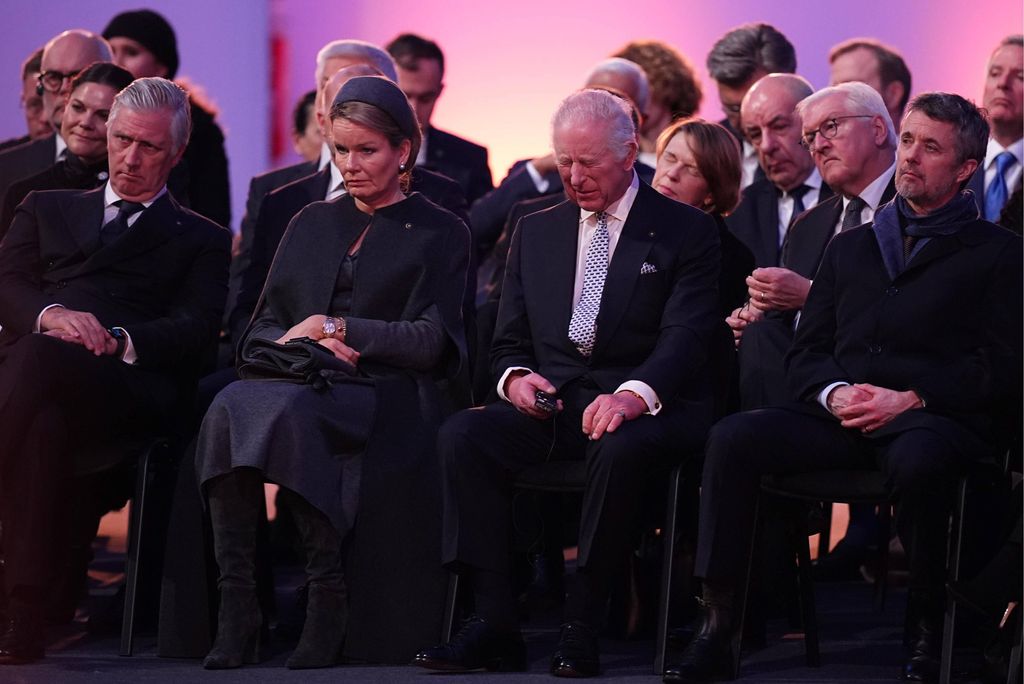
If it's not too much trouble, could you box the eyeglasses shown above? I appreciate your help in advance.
[36,69,82,94]
[800,115,874,149]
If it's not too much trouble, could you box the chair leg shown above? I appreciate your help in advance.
[1008,606,1022,684]
[874,503,892,613]
[733,495,760,679]
[792,511,821,668]
[818,502,833,560]
[939,477,969,684]
[442,572,459,643]
[654,464,682,675]
[119,444,155,657]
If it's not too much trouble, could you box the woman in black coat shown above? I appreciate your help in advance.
[195,76,470,670]
[651,117,755,316]
[0,63,133,237]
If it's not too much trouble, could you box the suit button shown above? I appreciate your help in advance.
[869,344,882,354]
[886,287,899,296]
[57,280,67,288]
[46,260,55,269]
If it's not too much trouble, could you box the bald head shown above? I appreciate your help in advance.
[585,58,650,117]
[740,73,816,191]
[41,30,113,129]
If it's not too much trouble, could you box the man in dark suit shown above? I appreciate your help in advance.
[828,38,912,130]
[0,48,51,152]
[0,77,230,663]
[706,23,796,189]
[387,33,493,204]
[666,93,1021,684]
[0,31,112,204]
[469,58,654,266]
[731,81,898,409]
[967,35,1022,221]
[416,88,720,678]
[725,74,829,270]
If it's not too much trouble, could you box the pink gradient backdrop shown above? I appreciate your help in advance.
[273,0,1022,182]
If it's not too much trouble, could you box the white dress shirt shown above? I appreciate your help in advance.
[35,182,168,364]
[833,163,897,235]
[497,172,663,414]
[777,167,824,247]
[740,140,759,190]
[326,161,346,201]
[54,133,67,162]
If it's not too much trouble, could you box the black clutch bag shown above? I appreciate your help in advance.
[238,336,356,389]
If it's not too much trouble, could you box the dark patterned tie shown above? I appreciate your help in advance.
[841,197,867,231]
[903,233,918,263]
[985,151,1015,221]
[788,184,811,227]
[568,211,609,356]
[101,200,145,246]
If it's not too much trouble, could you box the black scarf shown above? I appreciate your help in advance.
[872,190,979,279]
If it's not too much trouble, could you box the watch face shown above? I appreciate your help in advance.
[322,318,337,337]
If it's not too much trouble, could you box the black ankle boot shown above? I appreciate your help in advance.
[281,488,348,669]
[202,584,262,669]
[902,592,942,682]
[202,470,264,670]
[663,595,735,683]
[286,583,348,669]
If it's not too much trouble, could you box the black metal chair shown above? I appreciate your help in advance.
[442,458,689,675]
[119,436,174,656]
[742,469,893,672]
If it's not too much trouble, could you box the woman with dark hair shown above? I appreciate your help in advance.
[653,117,754,315]
[195,76,470,670]
[0,62,133,236]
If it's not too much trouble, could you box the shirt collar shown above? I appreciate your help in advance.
[986,137,1024,167]
[579,171,640,225]
[54,133,67,162]
[328,161,345,196]
[103,181,166,209]
[847,161,896,211]
[318,142,332,171]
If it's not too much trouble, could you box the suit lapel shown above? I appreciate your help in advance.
[591,187,655,359]
[756,184,782,265]
[76,193,185,276]
[303,198,370,315]
[540,201,580,341]
[61,187,106,257]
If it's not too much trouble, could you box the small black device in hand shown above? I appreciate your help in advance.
[534,390,557,413]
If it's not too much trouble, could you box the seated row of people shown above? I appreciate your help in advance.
[0,27,1019,684]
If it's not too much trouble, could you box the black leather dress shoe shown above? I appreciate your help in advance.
[413,616,526,672]
[550,621,600,677]
[901,616,940,682]
[662,604,733,683]
[0,615,45,665]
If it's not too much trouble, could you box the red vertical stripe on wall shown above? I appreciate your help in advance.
[269,31,289,164]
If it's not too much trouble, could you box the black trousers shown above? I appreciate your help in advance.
[439,381,706,617]
[695,405,973,594]
[0,334,172,595]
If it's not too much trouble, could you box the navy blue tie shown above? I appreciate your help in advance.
[101,200,145,246]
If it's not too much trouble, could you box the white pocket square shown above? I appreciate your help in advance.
[640,262,658,275]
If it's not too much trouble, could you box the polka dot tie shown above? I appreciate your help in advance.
[568,211,609,357]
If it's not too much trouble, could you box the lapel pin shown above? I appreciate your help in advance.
[404,222,413,230]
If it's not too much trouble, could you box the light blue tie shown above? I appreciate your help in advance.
[985,151,1015,221]
[568,212,609,356]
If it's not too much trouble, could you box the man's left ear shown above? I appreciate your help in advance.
[883,81,905,117]
[954,157,979,186]
[623,141,638,170]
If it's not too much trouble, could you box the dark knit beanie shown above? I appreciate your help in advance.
[103,9,179,79]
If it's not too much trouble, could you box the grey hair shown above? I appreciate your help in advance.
[584,57,651,113]
[108,77,192,154]
[796,81,897,147]
[315,40,397,85]
[707,22,796,87]
[552,88,637,162]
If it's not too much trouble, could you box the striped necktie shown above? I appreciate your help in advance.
[568,211,609,356]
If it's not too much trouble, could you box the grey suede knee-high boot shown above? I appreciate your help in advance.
[202,468,264,670]
[280,488,348,670]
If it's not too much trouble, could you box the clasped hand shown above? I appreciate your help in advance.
[746,267,811,312]
[276,314,359,367]
[506,372,646,440]
[39,307,117,356]
[827,383,924,433]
